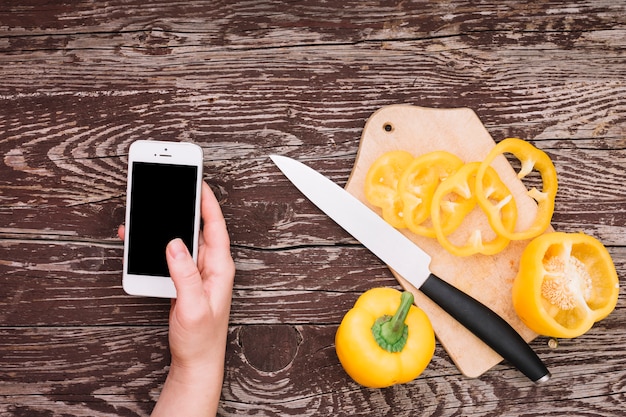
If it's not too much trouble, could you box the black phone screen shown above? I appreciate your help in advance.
[127,162,199,277]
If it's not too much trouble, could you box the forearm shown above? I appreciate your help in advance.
[151,362,224,417]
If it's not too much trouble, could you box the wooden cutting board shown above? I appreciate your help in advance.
[345,104,548,378]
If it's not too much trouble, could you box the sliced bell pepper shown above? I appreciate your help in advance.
[431,162,517,257]
[512,232,619,338]
[364,151,414,228]
[476,138,558,241]
[335,288,435,388]
[398,151,465,237]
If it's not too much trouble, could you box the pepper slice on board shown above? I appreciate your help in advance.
[512,232,619,339]
[398,151,465,237]
[364,151,414,228]
[431,162,517,257]
[335,288,435,388]
[476,138,558,241]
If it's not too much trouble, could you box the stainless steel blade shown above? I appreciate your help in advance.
[270,154,432,288]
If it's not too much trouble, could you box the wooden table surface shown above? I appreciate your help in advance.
[1,1,625,416]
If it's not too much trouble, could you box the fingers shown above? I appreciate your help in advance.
[118,225,125,240]
[199,182,235,298]
[166,238,204,302]
[200,182,233,266]
[200,182,231,252]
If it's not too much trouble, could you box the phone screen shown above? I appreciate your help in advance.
[127,162,199,277]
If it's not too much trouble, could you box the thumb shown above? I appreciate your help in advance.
[166,238,203,300]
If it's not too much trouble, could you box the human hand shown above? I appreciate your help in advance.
[119,181,235,416]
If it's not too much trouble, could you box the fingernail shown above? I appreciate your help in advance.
[168,238,188,260]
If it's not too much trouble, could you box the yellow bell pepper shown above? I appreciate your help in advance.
[364,151,414,228]
[512,232,619,338]
[398,151,465,237]
[431,162,517,256]
[476,138,558,241]
[335,288,435,388]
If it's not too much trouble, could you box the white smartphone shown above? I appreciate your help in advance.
[122,140,204,298]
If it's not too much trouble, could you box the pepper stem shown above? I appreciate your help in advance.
[371,291,414,353]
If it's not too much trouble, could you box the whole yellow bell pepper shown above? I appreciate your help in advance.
[335,288,435,388]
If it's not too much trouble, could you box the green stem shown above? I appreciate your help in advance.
[371,291,414,353]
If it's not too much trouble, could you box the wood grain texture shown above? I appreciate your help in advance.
[1,0,625,415]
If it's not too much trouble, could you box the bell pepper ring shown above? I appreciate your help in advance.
[364,150,415,229]
[512,232,619,339]
[475,138,558,241]
[397,151,465,238]
[335,288,435,388]
[431,162,517,257]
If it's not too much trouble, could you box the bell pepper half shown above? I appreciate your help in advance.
[512,232,619,338]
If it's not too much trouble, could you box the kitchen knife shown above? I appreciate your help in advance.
[270,154,550,383]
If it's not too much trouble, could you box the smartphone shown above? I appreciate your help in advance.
[122,140,204,298]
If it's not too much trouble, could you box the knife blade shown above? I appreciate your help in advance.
[270,154,550,383]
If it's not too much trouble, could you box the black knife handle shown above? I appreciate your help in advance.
[420,273,550,383]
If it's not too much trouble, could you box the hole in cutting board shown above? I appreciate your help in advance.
[383,123,394,132]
